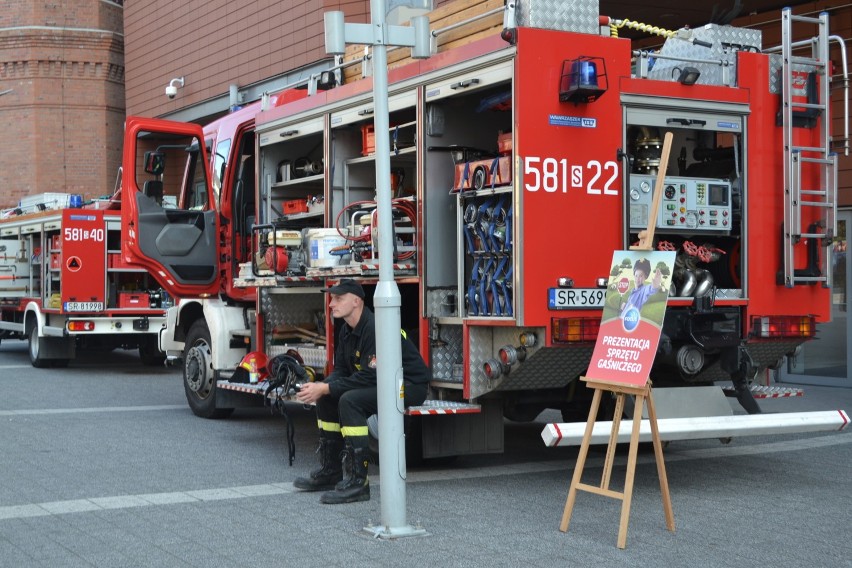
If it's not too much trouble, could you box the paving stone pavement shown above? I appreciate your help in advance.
[0,341,850,567]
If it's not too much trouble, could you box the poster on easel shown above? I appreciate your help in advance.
[587,250,676,388]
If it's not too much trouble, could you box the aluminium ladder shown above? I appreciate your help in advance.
[779,8,837,287]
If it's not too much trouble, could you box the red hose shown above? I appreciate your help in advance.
[334,198,417,261]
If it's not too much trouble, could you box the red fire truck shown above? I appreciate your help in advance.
[0,202,168,367]
[119,2,848,457]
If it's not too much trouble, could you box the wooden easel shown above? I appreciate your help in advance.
[559,378,674,548]
[560,132,676,548]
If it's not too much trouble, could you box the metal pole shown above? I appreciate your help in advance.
[368,0,424,539]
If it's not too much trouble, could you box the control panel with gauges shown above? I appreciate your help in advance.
[628,174,733,234]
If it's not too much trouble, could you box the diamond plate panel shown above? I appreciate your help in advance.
[426,287,459,318]
[431,324,463,383]
[260,289,325,352]
[468,325,545,398]
[496,345,594,391]
[647,25,762,87]
[516,0,599,35]
[768,54,814,95]
[714,288,743,300]
[768,53,783,94]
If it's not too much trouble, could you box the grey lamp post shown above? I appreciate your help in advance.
[324,0,432,540]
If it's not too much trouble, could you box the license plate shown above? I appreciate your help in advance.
[548,288,606,309]
[64,302,104,312]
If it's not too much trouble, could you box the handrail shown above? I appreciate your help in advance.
[829,34,849,156]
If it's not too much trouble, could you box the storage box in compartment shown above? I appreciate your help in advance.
[361,124,376,156]
[118,292,149,308]
[50,253,60,270]
[282,199,309,215]
[51,235,61,250]
[361,123,413,155]
[497,131,512,155]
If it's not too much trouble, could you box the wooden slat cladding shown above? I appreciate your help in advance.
[342,0,504,83]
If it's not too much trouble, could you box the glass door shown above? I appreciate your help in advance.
[780,209,850,386]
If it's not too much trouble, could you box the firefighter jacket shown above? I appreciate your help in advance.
[325,307,431,398]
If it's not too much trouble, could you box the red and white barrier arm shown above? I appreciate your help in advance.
[541,410,850,447]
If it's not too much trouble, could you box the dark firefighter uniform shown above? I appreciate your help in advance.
[316,306,431,450]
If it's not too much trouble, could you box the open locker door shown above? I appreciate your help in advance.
[121,117,220,298]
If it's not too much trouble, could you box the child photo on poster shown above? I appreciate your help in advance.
[589,250,676,387]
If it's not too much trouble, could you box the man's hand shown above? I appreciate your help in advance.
[652,268,663,288]
[296,381,329,404]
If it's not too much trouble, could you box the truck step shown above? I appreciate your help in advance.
[215,382,482,417]
[722,384,804,398]
[541,410,849,447]
[405,400,481,416]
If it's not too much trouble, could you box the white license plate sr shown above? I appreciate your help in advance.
[64,302,104,312]
[548,288,605,309]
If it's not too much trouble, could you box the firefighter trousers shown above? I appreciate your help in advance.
[315,381,428,451]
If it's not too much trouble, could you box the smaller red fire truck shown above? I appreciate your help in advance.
[0,198,168,367]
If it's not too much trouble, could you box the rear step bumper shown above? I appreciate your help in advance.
[541,410,849,447]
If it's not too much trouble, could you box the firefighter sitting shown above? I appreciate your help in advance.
[294,279,431,504]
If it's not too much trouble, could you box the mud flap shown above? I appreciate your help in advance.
[720,345,761,415]
[420,399,504,459]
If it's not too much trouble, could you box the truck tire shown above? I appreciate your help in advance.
[183,319,233,419]
[28,326,50,368]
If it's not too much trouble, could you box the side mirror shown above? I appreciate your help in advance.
[144,151,166,175]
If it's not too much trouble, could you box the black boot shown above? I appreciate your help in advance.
[320,443,370,504]
[293,437,343,491]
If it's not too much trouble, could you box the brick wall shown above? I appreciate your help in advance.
[123,0,454,119]
[1,1,845,210]
[0,0,124,209]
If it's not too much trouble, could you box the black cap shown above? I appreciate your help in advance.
[321,278,365,298]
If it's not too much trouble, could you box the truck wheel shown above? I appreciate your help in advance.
[28,326,50,368]
[183,319,233,419]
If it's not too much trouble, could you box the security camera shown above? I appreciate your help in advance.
[164,77,184,100]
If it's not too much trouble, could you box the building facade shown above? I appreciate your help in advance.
[0,1,848,206]
[0,0,124,209]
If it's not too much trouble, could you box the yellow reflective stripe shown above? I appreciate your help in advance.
[341,425,370,437]
[318,420,341,433]
[400,329,407,340]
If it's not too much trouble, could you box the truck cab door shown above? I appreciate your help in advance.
[121,117,220,298]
